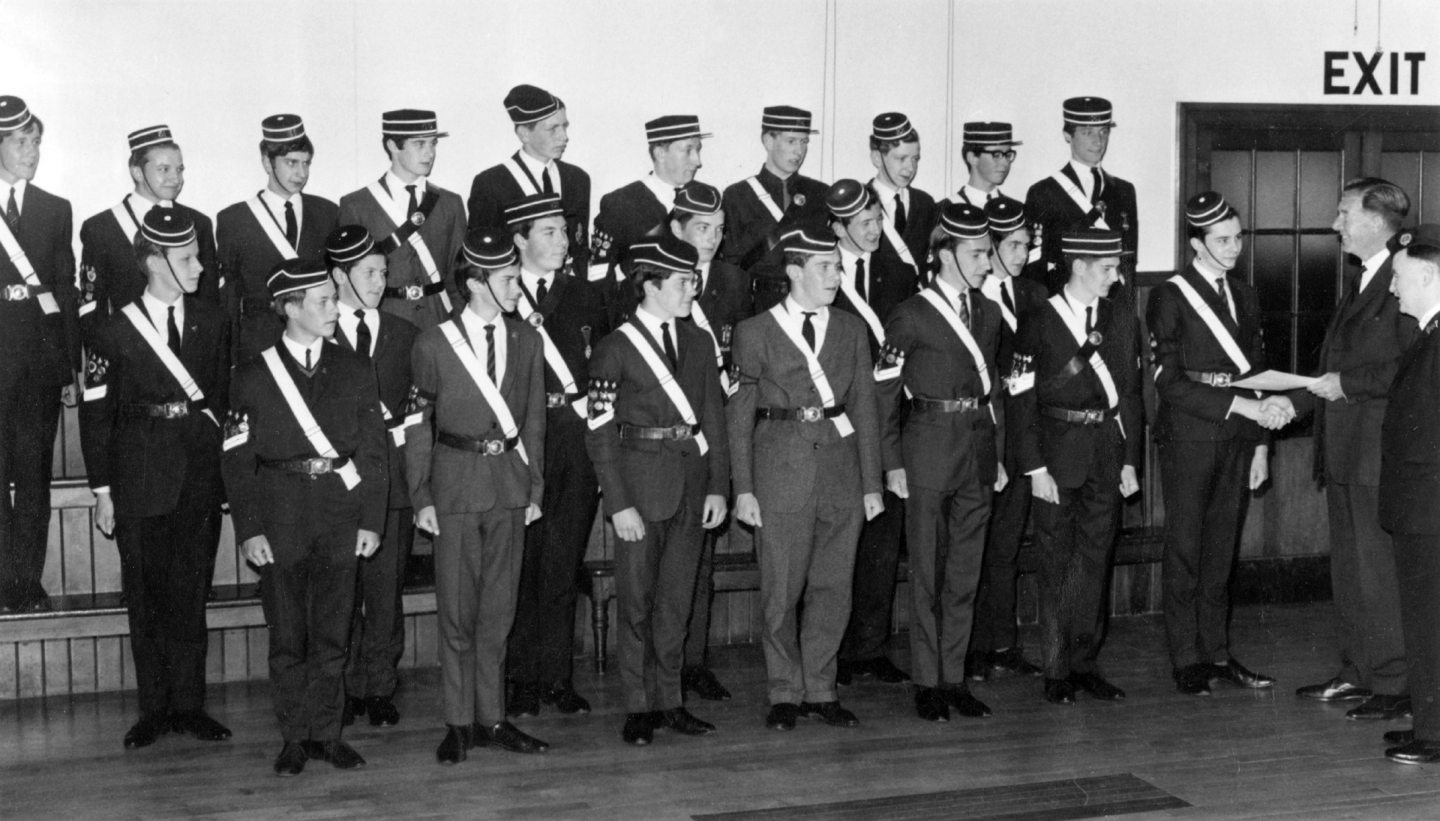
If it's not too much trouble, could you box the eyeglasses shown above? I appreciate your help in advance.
[983,150,1017,162]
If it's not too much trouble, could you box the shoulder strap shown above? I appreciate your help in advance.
[613,323,709,454]
[1048,170,1110,230]
[765,304,854,437]
[917,287,992,395]
[745,176,785,222]
[438,321,528,464]
[1043,294,1118,407]
[1168,274,1252,374]
[244,194,299,259]
[259,347,362,489]
[0,218,58,314]
[686,302,733,395]
[512,294,587,418]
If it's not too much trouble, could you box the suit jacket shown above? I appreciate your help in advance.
[882,184,937,273]
[589,179,673,326]
[1011,294,1143,488]
[334,310,419,509]
[1291,251,1417,485]
[79,297,229,517]
[719,167,830,302]
[1024,166,1138,294]
[727,305,882,513]
[586,316,730,521]
[338,178,467,331]
[1147,264,1267,444]
[217,192,339,363]
[0,183,79,384]
[877,285,1004,491]
[982,274,1048,472]
[1379,315,1440,535]
[405,313,545,515]
[222,341,388,541]
[514,271,611,416]
[79,198,219,342]
[833,246,920,362]
[690,258,754,373]
[467,154,590,270]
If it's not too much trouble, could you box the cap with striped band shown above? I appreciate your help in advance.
[504,84,563,125]
[962,121,1022,147]
[761,105,818,134]
[673,181,722,216]
[985,196,1027,234]
[776,226,838,255]
[1185,191,1236,228]
[0,96,34,133]
[266,257,330,299]
[1061,228,1124,256]
[381,109,449,140]
[824,179,874,220]
[871,112,914,142]
[463,228,518,269]
[645,114,712,144]
[261,113,306,144]
[141,207,196,247]
[1062,97,1116,128]
[128,124,175,154]
[629,235,699,273]
[503,193,563,226]
[324,225,376,267]
[939,202,989,240]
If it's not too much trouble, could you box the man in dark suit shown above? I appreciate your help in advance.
[968,197,1048,681]
[503,193,610,717]
[0,96,80,613]
[1008,228,1142,705]
[407,230,549,763]
[80,207,231,749]
[324,226,419,729]
[1291,178,1417,722]
[467,84,590,272]
[1377,225,1440,764]
[728,227,883,732]
[1147,192,1279,697]
[79,124,219,342]
[720,106,830,311]
[217,115,339,363]
[869,113,936,276]
[669,181,752,702]
[587,235,730,746]
[222,259,387,776]
[1024,99,1138,295]
[875,202,1006,722]
[338,109,465,331]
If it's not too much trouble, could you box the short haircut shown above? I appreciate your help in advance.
[1403,244,1440,272]
[131,232,166,269]
[648,139,678,163]
[0,117,43,140]
[273,290,306,318]
[782,250,813,271]
[261,136,315,163]
[869,128,920,155]
[1187,206,1242,242]
[832,199,882,229]
[129,141,181,170]
[509,218,540,242]
[454,261,492,300]
[1343,177,1411,232]
[382,134,424,158]
[1064,253,1116,277]
[329,252,378,275]
[631,261,679,301]
[960,142,993,169]
[670,208,697,228]
[1063,124,1078,137]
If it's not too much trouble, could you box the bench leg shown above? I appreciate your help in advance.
[592,593,609,676]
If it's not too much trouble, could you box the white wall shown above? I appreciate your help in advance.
[3,0,1436,271]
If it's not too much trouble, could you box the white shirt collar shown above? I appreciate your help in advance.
[781,295,828,351]
[261,186,301,210]
[141,289,183,337]
[634,305,675,345]
[5,178,27,212]
[838,245,870,272]
[385,170,426,200]
[335,303,378,355]
[979,272,1010,302]
[959,183,998,205]
[643,172,678,209]
[1068,159,1101,197]
[1417,301,1440,332]
[1359,247,1391,293]
[128,190,173,210]
[520,265,554,295]
[281,333,325,368]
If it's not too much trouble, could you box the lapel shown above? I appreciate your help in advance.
[1345,254,1392,323]
[628,317,674,376]
[542,272,568,314]
[501,319,520,396]
[180,296,203,366]
[1181,264,1242,339]
[372,311,391,360]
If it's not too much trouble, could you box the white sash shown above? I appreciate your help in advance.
[1168,275,1253,374]
[836,274,886,349]
[917,288,992,396]
[614,323,709,454]
[514,293,588,418]
[1046,294,1119,409]
[110,201,142,242]
[746,177,785,222]
[438,320,529,464]
[983,279,1019,332]
[365,181,453,313]
[1049,170,1110,230]
[767,305,854,437]
[503,156,543,197]
[879,219,918,274]
[120,303,217,425]
[687,301,733,395]
[259,347,363,489]
[244,195,298,259]
[0,219,58,314]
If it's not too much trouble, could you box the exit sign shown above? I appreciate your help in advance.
[1324,51,1426,94]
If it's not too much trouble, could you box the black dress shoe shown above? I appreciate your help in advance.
[342,696,365,727]
[623,712,658,745]
[940,685,992,718]
[365,696,400,727]
[170,710,232,741]
[835,660,854,686]
[1347,694,1412,721]
[914,687,951,722]
[1385,729,1416,745]
[866,657,911,684]
[988,647,1043,678]
[477,720,550,754]
[541,680,591,714]
[1387,739,1440,764]
[507,681,541,717]
[1044,678,1076,705]
[682,666,733,701]
[123,714,169,749]
[800,700,860,727]
[1213,658,1275,689]
[765,702,802,731]
[273,741,308,777]
[1174,664,1213,697]
[436,724,473,765]
[964,652,990,682]
[661,707,717,735]
[1069,671,1125,701]
[1296,676,1371,702]
[312,740,366,769]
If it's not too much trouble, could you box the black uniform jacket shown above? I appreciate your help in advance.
[1024,166,1138,293]
[334,310,419,509]
[0,182,79,384]
[467,154,590,270]
[1380,314,1440,535]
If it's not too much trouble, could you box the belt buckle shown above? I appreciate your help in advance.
[960,397,978,412]
[799,406,823,423]
[404,284,424,301]
[1212,372,1232,388]
[1084,409,1104,424]
[162,402,187,419]
[670,424,691,440]
[483,439,505,456]
[546,393,566,408]
[5,284,28,301]
[305,457,330,474]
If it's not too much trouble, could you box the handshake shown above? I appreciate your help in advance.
[1246,395,1296,430]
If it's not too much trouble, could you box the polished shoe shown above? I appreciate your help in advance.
[964,652,989,682]
[310,740,366,769]
[1295,676,1371,702]
[170,710,232,741]
[1384,729,1416,745]
[341,696,366,726]
[477,720,550,754]
[365,696,400,727]
[1212,658,1275,689]
[765,702,802,731]
[800,700,859,727]
[1347,694,1412,721]
[435,724,473,765]
[507,680,541,717]
[623,711,658,745]
[682,666,733,701]
[914,687,951,722]
[942,685,992,718]
[122,714,169,749]
[541,680,591,715]
[987,647,1043,678]
[1386,739,1440,764]
[273,741,308,777]
[661,707,717,735]
[1044,678,1076,705]
[1069,671,1125,701]
[835,660,854,686]
[1174,664,1213,697]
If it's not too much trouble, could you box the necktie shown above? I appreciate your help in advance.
[541,167,554,195]
[405,184,418,218]
[304,348,312,370]
[535,277,549,306]
[801,311,817,350]
[958,292,971,330]
[661,321,677,369]
[166,306,180,355]
[1090,167,1103,203]
[1215,277,1231,320]
[284,200,297,248]
[854,258,867,302]
[780,178,792,212]
[354,309,372,360]
[1085,306,1095,335]
[484,323,496,383]
[695,267,705,297]
[894,194,907,235]
[5,187,18,232]
[1000,280,1016,316]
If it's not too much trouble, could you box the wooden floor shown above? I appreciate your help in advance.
[3,603,1439,820]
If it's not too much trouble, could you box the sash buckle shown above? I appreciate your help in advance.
[798,406,824,423]
[4,284,30,301]
[404,284,424,301]
[483,439,506,456]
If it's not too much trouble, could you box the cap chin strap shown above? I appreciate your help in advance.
[341,269,381,310]
[162,253,187,296]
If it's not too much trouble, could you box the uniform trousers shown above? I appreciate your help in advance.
[758,498,862,705]
[0,359,61,608]
[615,495,704,713]
[258,518,358,743]
[840,491,905,663]
[435,508,524,727]
[1394,535,1440,742]
[1328,482,1408,694]
[972,474,1032,654]
[1159,438,1248,668]
[345,505,415,699]
[907,483,991,688]
[683,526,721,668]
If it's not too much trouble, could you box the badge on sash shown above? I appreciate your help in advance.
[528,313,544,328]
[1087,331,1104,346]
[410,211,426,227]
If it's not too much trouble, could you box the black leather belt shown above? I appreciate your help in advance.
[383,282,446,301]
[239,296,272,318]
[1185,370,1236,388]
[260,455,352,475]
[546,392,580,409]
[1039,405,1116,425]
[619,423,699,441]
[756,404,846,422]
[437,431,518,456]
[911,396,989,413]
[121,401,192,419]
[1,284,38,302]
